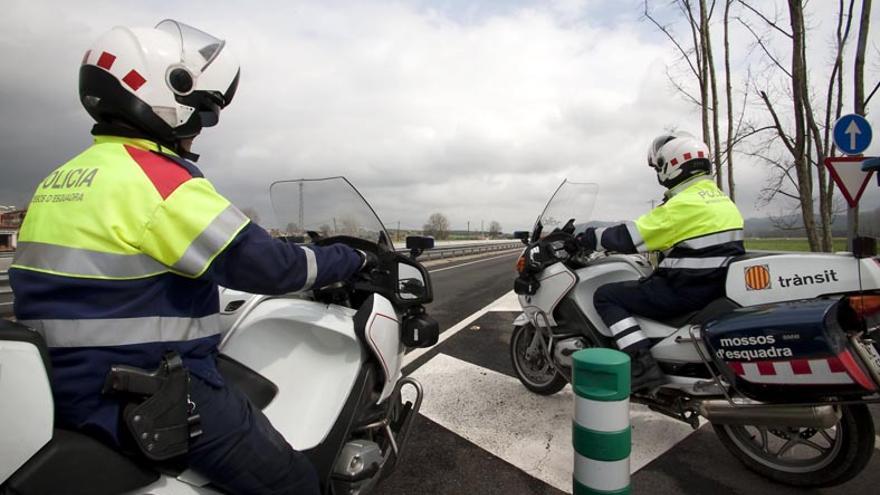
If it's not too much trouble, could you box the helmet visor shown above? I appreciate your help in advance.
[156,19,226,72]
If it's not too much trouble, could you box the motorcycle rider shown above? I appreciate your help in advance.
[9,20,370,494]
[574,133,745,391]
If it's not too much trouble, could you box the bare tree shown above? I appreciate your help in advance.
[854,0,872,116]
[742,0,867,251]
[488,221,502,239]
[643,0,739,198]
[723,0,736,201]
[241,207,261,226]
[851,0,873,237]
[423,212,450,240]
[818,0,857,251]
[699,0,724,190]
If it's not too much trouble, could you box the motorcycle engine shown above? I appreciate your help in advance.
[553,337,586,369]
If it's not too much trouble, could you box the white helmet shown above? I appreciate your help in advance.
[79,20,240,154]
[647,132,712,188]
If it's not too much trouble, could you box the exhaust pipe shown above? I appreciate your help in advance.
[699,401,841,429]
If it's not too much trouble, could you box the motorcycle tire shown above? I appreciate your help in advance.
[712,404,875,487]
[509,323,567,395]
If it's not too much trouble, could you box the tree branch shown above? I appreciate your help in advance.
[736,17,793,78]
[737,0,792,38]
[643,1,701,79]
[759,90,796,155]
[823,0,856,157]
[866,79,880,106]
[665,67,704,106]
[731,125,776,147]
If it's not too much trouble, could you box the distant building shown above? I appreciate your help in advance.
[0,209,26,252]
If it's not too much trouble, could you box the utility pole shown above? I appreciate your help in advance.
[467,221,470,238]
[397,221,400,242]
[297,182,304,234]
[480,220,484,239]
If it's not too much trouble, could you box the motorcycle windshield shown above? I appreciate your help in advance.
[532,180,599,240]
[270,177,392,249]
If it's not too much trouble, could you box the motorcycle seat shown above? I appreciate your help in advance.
[655,310,699,329]
[647,297,739,329]
[0,321,161,494]
[2,428,159,495]
[0,322,273,494]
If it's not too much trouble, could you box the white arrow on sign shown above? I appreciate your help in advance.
[824,157,875,208]
[846,120,861,151]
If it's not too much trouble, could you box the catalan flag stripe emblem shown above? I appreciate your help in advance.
[744,265,770,290]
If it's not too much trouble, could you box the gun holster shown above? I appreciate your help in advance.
[102,352,202,461]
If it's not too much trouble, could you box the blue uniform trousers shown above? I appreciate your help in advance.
[593,277,724,352]
[185,376,319,495]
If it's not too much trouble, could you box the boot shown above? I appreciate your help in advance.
[629,348,665,393]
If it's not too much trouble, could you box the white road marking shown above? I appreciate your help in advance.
[411,354,697,493]
[486,290,521,312]
[427,251,519,273]
[403,291,514,368]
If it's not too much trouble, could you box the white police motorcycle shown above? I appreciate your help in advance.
[0,177,438,495]
[512,180,880,487]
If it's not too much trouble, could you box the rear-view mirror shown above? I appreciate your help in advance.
[398,262,427,300]
[514,231,530,244]
[406,235,434,259]
[406,236,435,250]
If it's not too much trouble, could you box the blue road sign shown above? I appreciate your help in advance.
[833,114,872,155]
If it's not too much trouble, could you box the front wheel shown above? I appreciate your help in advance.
[510,323,567,395]
[712,404,875,487]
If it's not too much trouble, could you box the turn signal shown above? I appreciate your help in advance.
[516,255,526,273]
[848,294,880,319]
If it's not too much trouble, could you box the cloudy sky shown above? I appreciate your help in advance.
[1,0,878,232]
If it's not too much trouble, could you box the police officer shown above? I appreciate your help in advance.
[575,133,745,392]
[10,20,369,494]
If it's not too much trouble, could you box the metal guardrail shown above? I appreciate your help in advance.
[0,241,523,317]
[399,241,522,261]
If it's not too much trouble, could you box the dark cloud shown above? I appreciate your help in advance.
[3,0,876,234]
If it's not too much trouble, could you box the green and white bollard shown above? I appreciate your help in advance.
[572,348,631,495]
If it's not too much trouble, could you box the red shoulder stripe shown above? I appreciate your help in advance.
[125,145,192,200]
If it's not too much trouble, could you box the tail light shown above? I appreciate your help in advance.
[848,294,880,320]
[516,255,526,273]
[837,349,878,391]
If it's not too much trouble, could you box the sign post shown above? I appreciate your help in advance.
[831,114,874,250]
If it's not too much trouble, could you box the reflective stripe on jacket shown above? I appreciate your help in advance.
[584,175,745,287]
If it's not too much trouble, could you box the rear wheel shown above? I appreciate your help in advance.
[712,404,875,487]
[510,323,567,395]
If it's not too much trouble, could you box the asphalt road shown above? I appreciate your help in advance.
[380,250,880,495]
[386,250,540,494]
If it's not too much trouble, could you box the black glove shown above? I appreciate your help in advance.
[528,235,569,268]
[546,238,571,259]
[574,228,597,251]
[562,236,579,254]
[358,250,379,272]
